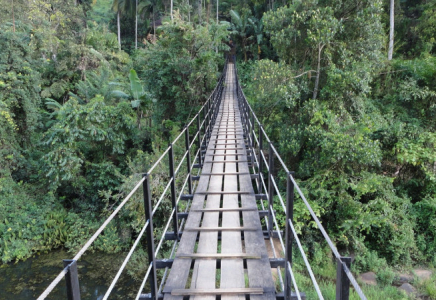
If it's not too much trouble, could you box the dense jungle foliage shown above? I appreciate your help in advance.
[0,0,435,291]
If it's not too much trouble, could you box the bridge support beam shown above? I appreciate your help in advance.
[143,174,158,300]
[268,142,275,238]
[285,171,295,300]
[63,259,81,300]
[276,292,306,300]
[336,257,352,300]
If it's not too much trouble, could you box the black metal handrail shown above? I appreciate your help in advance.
[37,59,228,300]
[234,61,367,300]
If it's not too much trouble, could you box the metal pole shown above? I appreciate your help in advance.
[168,145,179,239]
[258,125,264,194]
[63,260,81,300]
[206,98,211,142]
[336,257,352,300]
[250,111,255,166]
[285,171,295,299]
[143,174,158,299]
[185,126,193,194]
[267,142,274,237]
[197,113,203,167]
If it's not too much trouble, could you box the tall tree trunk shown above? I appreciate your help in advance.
[117,11,121,50]
[153,6,156,35]
[198,0,202,22]
[206,0,210,23]
[171,0,173,21]
[313,43,324,100]
[216,0,218,23]
[135,0,138,49]
[12,0,15,33]
[388,0,394,60]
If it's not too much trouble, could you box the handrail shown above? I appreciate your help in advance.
[234,59,367,300]
[37,58,229,300]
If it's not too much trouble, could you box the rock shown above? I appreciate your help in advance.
[398,283,417,295]
[397,273,414,284]
[413,269,432,281]
[359,272,377,286]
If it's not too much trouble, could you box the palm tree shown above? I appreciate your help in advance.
[112,0,127,50]
[248,17,263,60]
[112,0,139,49]
[388,0,394,60]
[229,10,252,61]
[139,0,157,36]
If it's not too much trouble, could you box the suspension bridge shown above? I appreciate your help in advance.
[38,59,367,300]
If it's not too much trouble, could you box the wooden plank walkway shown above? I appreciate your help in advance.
[163,63,276,300]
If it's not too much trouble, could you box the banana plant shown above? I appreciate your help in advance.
[112,69,156,128]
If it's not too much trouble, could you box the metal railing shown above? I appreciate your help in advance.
[37,60,228,300]
[234,61,367,300]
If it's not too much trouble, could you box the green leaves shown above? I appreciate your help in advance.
[134,19,227,123]
[42,96,135,192]
[129,69,144,102]
[395,132,436,181]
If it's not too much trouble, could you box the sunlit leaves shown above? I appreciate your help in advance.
[396,132,436,181]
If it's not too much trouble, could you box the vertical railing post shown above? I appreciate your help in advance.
[336,257,352,300]
[63,259,81,300]
[203,105,207,148]
[245,102,250,146]
[267,142,274,237]
[197,113,203,167]
[168,144,179,240]
[250,111,255,166]
[143,174,158,299]
[206,98,210,133]
[242,99,247,140]
[258,125,264,195]
[248,110,253,147]
[285,171,295,300]
[185,126,193,194]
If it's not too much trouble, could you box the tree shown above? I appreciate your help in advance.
[112,69,155,127]
[43,96,136,205]
[388,0,394,60]
[112,0,128,50]
[138,0,157,35]
[229,9,252,61]
[134,17,228,123]
[248,16,263,60]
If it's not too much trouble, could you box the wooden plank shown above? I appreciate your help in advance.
[162,162,213,300]
[176,253,260,259]
[191,207,256,212]
[239,161,276,300]
[194,191,251,195]
[189,115,228,300]
[189,170,223,300]
[206,153,246,156]
[197,172,250,176]
[171,288,264,296]
[184,226,257,231]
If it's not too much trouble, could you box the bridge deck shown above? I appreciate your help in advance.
[163,64,275,299]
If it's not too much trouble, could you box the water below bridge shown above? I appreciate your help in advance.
[0,250,136,300]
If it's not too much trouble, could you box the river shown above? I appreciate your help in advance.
[0,249,142,300]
